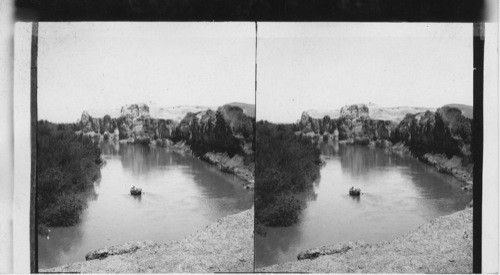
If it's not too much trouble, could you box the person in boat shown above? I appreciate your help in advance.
[349,187,361,196]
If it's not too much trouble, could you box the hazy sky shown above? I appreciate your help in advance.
[38,22,256,123]
[38,23,473,124]
[257,23,473,123]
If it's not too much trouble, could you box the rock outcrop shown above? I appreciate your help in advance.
[393,106,472,159]
[299,104,398,145]
[392,105,473,183]
[298,104,474,184]
[339,104,370,121]
[297,241,368,261]
[76,103,255,185]
[85,241,155,261]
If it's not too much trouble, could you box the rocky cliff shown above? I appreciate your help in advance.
[303,103,432,123]
[392,105,473,185]
[298,103,473,184]
[299,104,399,145]
[393,106,472,158]
[77,103,255,187]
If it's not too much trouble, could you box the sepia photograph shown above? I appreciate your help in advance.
[255,23,476,273]
[32,22,255,272]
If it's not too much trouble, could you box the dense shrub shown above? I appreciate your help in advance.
[256,191,305,227]
[37,120,103,233]
[255,121,321,229]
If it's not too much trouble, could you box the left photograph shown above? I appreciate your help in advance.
[34,22,255,272]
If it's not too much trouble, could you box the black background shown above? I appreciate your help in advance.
[16,0,485,22]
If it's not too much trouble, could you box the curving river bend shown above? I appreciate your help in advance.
[38,142,253,269]
[255,141,472,268]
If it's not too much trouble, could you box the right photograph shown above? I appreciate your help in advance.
[255,23,475,273]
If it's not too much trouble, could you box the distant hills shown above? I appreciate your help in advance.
[304,103,472,123]
[85,102,254,122]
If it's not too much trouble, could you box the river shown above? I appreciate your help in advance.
[255,142,472,268]
[38,142,254,269]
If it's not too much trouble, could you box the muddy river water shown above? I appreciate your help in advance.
[255,142,471,268]
[38,142,253,269]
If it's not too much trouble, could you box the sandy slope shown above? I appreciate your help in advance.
[258,207,472,273]
[41,208,254,273]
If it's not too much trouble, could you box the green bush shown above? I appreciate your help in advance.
[37,120,103,231]
[256,192,305,227]
[255,121,321,229]
[39,193,86,227]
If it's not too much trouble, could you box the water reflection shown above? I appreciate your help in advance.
[100,140,120,155]
[38,224,85,269]
[255,222,303,268]
[132,194,142,203]
[350,195,361,203]
[39,142,253,269]
[255,143,471,268]
[337,145,396,177]
[318,141,339,156]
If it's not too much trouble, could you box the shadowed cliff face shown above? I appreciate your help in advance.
[298,103,473,170]
[78,103,255,156]
[393,106,472,158]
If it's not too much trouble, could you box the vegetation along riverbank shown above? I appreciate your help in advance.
[37,121,103,235]
[255,121,322,232]
[40,208,254,273]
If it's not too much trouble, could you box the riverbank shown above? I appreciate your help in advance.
[385,141,473,188]
[37,121,103,234]
[115,137,254,189]
[78,103,255,190]
[258,206,472,273]
[325,138,473,189]
[162,140,255,189]
[40,208,254,273]
[299,104,474,190]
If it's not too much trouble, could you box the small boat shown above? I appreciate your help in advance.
[349,187,361,196]
[130,186,142,196]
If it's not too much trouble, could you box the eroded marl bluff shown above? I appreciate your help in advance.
[76,102,255,188]
[298,103,473,186]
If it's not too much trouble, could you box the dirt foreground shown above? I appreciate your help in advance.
[258,207,473,273]
[41,208,254,273]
